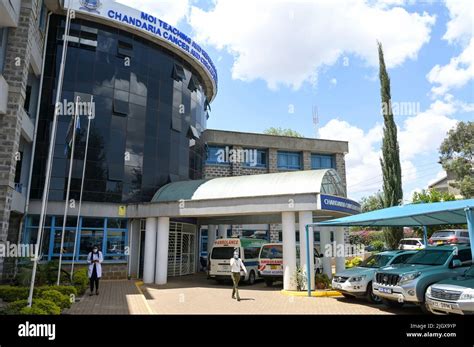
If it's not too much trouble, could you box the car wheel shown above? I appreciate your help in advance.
[264,279,273,287]
[366,282,382,304]
[247,271,256,285]
[381,298,404,308]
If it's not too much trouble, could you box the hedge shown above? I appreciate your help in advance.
[5,299,61,315]
[0,286,29,302]
[72,268,89,295]
[0,285,78,303]
[40,290,71,309]
[19,306,48,315]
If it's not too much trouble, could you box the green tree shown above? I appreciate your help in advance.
[378,42,404,249]
[263,127,303,137]
[360,192,385,213]
[439,121,474,198]
[411,188,463,238]
[411,188,456,204]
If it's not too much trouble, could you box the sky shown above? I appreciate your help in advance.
[118,0,473,202]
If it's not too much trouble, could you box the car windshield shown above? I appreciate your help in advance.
[260,245,283,259]
[359,254,393,268]
[405,249,451,265]
[211,247,238,260]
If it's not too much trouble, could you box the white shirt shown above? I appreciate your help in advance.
[230,257,247,274]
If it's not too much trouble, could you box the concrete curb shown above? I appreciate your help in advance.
[280,289,342,297]
[134,280,155,314]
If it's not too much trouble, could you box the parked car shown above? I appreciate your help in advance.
[258,243,323,287]
[373,244,472,312]
[426,265,474,315]
[429,229,470,245]
[209,237,267,284]
[332,250,416,303]
[398,238,425,250]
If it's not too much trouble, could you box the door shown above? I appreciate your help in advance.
[168,222,197,276]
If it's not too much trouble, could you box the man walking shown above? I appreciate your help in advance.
[230,250,247,301]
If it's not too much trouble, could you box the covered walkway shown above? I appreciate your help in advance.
[128,169,361,290]
[317,199,474,260]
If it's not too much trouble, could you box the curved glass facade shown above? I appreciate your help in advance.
[31,15,210,203]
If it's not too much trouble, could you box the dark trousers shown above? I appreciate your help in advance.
[231,272,241,299]
[90,265,100,292]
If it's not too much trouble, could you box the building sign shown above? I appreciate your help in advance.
[118,205,126,217]
[66,0,218,88]
[320,194,361,215]
[214,239,239,247]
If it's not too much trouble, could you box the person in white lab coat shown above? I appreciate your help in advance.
[87,245,103,296]
[230,250,247,301]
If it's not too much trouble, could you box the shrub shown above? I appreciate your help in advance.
[19,306,48,315]
[35,285,77,298]
[315,273,331,289]
[370,240,385,252]
[40,290,71,309]
[5,299,61,315]
[0,285,29,302]
[72,268,88,295]
[345,257,363,269]
[350,257,363,267]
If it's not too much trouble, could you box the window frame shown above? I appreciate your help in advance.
[277,151,302,170]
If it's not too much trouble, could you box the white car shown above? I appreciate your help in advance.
[426,265,474,315]
[398,238,425,250]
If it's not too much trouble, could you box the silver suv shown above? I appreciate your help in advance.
[429,229,470,246]
[373,244,472,312]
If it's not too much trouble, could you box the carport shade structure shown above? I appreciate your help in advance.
[314,198,474,261]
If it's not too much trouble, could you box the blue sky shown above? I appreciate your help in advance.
[120,0,473,202]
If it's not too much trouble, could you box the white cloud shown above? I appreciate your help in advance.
[426,0,473,96]
[115,0,191,26]
[427,38,474,96]
[398,97,458,159]
[318,95,465,200]
[443,0,473,44]
[330,78,337,86]
[189,0,435,89]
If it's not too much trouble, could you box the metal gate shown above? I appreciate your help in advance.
[168,222,196,276]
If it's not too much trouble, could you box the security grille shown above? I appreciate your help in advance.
[167,222,196,276]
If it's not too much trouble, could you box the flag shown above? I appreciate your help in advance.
[64,114,80,156]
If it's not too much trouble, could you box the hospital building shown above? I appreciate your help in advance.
[0,0,360,290]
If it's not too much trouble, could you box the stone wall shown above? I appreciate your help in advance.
[0,0,44,276]
[64,263,128,280]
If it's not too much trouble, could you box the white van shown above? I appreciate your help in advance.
[209,237,267,284]
[258,243,324,286]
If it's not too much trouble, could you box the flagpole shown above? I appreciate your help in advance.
[28,1,73,307]
[57,96,80,285]
[71,96,93,281]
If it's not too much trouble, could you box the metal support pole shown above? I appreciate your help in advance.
[305,224,311,297]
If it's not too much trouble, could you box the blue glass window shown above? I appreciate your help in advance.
[243,149,267,168]
[311,154,335,169]
[23,216,128,262]
[206,145,227,165]
[277,151,301,170]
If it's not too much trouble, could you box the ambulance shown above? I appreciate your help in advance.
[209,237,267,285]
[258,243,324,286]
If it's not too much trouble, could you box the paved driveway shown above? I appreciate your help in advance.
[144,273,420,315]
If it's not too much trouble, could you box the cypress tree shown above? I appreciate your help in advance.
[378,42,404,249]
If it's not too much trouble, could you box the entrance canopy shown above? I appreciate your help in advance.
[316,199,474,227]
[125,169,361,225]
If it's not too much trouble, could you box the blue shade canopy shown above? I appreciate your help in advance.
[316,199,474,227]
